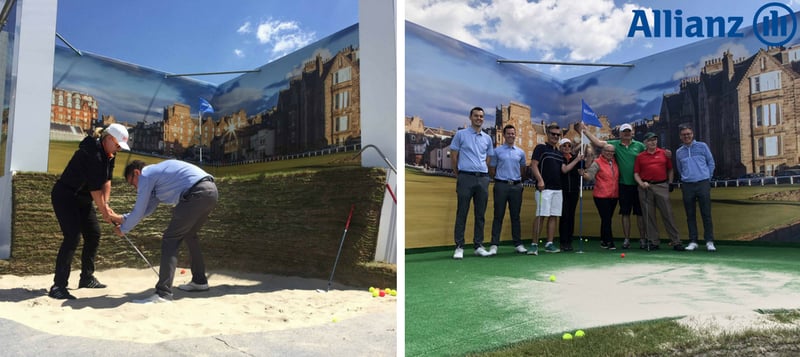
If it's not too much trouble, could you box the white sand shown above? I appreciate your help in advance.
[0,268,396,344]
[489,262,800,336]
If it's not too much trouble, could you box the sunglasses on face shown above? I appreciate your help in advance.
[548,132,561,137]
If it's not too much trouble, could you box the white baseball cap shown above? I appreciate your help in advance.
[619,123,633,132]
[558,138,572,146]
[106,123,130,151]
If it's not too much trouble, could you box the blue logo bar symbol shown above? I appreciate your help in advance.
[754,2,796,46]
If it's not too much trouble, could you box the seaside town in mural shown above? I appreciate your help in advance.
[406,22,800,180]
[50,46,360,163]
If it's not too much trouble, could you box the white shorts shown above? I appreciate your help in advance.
[535,189,563,217]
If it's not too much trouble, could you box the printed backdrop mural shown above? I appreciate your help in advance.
[406,12,800,248]
[50,25,360,162]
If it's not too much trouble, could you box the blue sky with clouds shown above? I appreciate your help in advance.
[56,0,359,85]
[405,0,799,130]
[406,0,786,80]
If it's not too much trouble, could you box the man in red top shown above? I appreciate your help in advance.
[633,132,685,251]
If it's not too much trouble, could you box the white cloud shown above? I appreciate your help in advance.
[406,0,648,61]
[253,18,316,57]
[237,21,252,34]
[234,49,244,58]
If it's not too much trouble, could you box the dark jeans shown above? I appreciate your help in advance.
[155,181,218,298]
[559,191,580,247]
[681,180,714,243]
[51,183,101,288]
[594,197,618,244]
[490,182,524,246]
[454,173,490,249]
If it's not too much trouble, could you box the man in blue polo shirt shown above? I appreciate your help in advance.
[675,124,716,252]
[110,159,218,303]
[450,107,495,259]
[488,124,528,255]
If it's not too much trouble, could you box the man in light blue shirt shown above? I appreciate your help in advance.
[450,107,495,259]
[111,159,218,303]
[675,124,716,252]
[488,124,527,255]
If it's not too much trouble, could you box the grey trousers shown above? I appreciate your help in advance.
[156,180,218,298]
[490,182,524,246]
[681,180,714,243]
[453,173,490,249]
[638,182,681,246]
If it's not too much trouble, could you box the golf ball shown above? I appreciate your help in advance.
[549,275,556,282]
[372,290,379,297]
[390,289,397,296]
[575,330,585,337]
[562,333,573,340]
[379,290,386,297]
[620,253,625,258]
[369,287,375,293]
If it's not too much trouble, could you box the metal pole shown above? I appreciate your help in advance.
[198,110,202,162]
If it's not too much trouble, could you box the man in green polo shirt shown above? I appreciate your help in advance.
[580,122,646,249]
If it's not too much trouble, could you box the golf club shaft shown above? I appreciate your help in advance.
[121,232,159,277]
[326,204,355,291]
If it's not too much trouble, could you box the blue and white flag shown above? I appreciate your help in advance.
[199,97,214,114]
[581,99,602,127]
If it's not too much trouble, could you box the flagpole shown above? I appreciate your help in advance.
[578,123,585,253]
[198,110,202,163]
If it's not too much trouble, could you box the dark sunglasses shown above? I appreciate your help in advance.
[548,132,561,137]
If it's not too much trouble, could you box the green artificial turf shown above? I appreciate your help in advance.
[405,243,800,356]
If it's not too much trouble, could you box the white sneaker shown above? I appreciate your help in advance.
[453,248,464,260]
[177,281,209,292]
[489,245,498,256]
[706,242,716,252]
[132,294,171,304]
[685,242,698,251]
[515,245,528,254]
[474,247,491,257]
[527,243,538,256]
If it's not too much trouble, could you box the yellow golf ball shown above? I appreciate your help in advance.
[369,287,375,293]
[372,290,379,297]
[390,289,397,296]
[562,333,573,340]
[575,330,585,338]
[549,275,556,282]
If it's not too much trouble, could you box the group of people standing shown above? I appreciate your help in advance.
[450,107,717,259]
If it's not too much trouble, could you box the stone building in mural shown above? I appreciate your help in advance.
[662,46,800,178]
[124,46,360,161]
[51,88,98,132]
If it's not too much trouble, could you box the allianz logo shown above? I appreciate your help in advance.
[627,3,797,47]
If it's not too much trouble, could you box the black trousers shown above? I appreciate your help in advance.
[51,183,101,288]
[594,197,618,244]
[559,191,580,248]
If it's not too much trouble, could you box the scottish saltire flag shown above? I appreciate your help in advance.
[581,99,602,127]
[199,97,214,113]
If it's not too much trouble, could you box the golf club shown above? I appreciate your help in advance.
[117,226,159,278]
[317,204,355,293]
